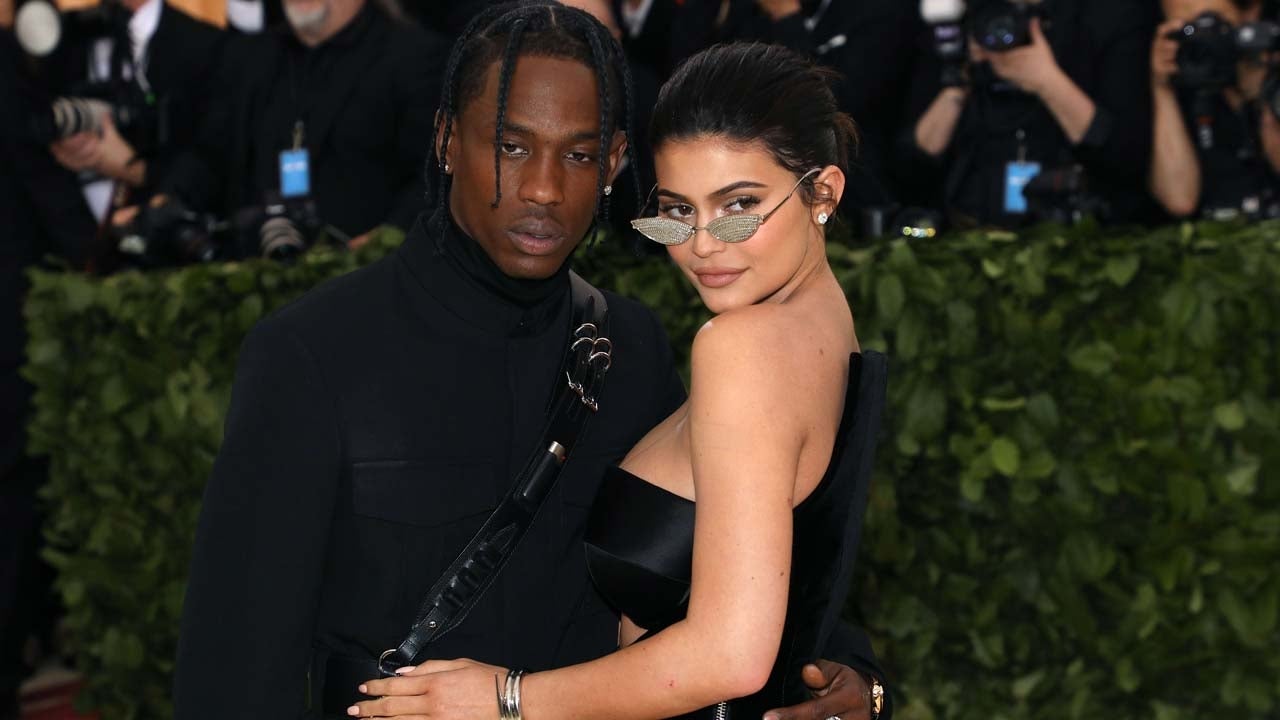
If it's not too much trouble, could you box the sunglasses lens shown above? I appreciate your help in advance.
[706,214,763,243]
[631,218,694,245]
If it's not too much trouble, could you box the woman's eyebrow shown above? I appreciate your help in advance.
[656,180,768,201]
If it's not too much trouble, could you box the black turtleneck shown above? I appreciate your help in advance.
[431,207,570,309]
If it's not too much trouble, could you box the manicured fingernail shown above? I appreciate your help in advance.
[347,706,359,716]
[762,714,780,720]
[357,684,367,694]
[396,665,416,675]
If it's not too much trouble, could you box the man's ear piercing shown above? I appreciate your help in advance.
[603,185,613,196]
[443,163,451,173]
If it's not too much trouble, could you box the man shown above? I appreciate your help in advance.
[158,0,446,248]
[43,0,225,215]
[174,3,888,719]
[1,25,96,718]
[1149,0,1280,219]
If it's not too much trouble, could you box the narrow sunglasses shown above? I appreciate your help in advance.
[630,168,820,246]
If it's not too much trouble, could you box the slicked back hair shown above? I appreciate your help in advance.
[431,0,638,221]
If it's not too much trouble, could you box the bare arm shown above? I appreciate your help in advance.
[1147,18,1201,217]
[914,87,970,157]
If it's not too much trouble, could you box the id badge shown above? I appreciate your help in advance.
[1003,161,1041,214]
[279,148,311,198]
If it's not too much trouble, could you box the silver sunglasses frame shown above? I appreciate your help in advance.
[630,168,821,246]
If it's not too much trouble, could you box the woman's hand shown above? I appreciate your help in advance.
[349,658,508,719]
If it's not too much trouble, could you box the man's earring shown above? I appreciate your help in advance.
[817,212,829,225]
[443,162,451,173]
[603,185,613,196]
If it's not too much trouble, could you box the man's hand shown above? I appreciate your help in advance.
[972,18,1066,97]
[48,113,144,186]
[350,658,507,719]
[49,131,102,173]
[756,0,802,22]
[1152,18,1184,88]
[1259,103,1280,173]
[763,659,873,720]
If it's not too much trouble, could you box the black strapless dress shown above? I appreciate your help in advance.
[583,352,887,720]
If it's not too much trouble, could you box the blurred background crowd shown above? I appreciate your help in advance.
[4,0,1280,715]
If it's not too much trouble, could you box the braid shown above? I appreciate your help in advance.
[430,0,639,223]
[491,18,529,208]
[576,15,613,221]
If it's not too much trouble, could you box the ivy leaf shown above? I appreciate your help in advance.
[1213,402,1247,431]
[1068,342,1118,376]
[991,436,1021,477]
[1104,255,1141,286]
[875,274,905,323]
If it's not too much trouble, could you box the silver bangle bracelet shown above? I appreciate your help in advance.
[499,668,526,720]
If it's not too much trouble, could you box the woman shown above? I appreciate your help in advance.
[351,41,876,720]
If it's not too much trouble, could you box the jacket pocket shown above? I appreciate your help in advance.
[351,459,498,527]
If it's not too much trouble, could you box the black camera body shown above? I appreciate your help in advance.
[114,199,225,268]
[232,194,327,261]
[969,0,1038,52]
[1172,12,1280,90]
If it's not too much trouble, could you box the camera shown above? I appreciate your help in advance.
[232,194,328,261]
[114,199,225,268]
[969,0,1037,53]
[1172,12,1280,90]
[1023,164,1108,225]
[922,0,969,86]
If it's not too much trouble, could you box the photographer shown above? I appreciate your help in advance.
[157,0,446,252]
[900,0,1155,228]
[1148,0,1280,218]
[39,0,225,214]
[2,26,96,717]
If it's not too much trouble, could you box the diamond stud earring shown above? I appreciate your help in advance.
[603,185,613,196]
[443,163,451,173]
[817,212,829,225]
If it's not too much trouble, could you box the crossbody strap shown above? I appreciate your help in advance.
[377,271,611,675]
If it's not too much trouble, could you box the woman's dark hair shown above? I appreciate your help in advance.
[431,0,638,219]
[649,42,858,204]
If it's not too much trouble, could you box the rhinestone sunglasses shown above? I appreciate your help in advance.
[630,168,820,246]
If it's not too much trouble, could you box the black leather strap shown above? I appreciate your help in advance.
[375,271,610,676]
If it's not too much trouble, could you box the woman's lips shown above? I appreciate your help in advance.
[694,268,745,288]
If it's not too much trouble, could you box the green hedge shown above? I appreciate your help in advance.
[23,222,1280,719]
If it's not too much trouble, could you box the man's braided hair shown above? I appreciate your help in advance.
[431,0,639,221]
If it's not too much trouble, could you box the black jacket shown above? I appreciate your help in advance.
[174,209,687,717]
[1,34,95,477]
[161,5,447,235]
[898,0,1156,226]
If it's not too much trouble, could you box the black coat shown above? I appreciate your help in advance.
[1,34,95,477]
[160,6,447,236]
[173,210,688,717]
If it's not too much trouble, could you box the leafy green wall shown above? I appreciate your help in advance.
[23,222,1280,719]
